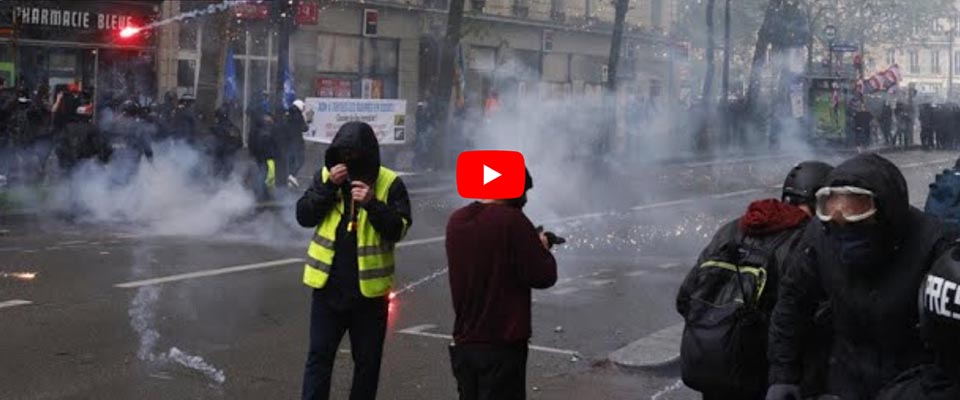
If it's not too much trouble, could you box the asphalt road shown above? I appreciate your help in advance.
[0,149,956,400]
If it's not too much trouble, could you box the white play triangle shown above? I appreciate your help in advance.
[483,165,502,185]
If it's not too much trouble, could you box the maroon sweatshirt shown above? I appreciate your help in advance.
[446,202,558,346]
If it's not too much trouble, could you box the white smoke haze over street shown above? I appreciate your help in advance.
[48,141,257,237]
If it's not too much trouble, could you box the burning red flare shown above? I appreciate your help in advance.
[119,26,141,39]
[388,291,397,301]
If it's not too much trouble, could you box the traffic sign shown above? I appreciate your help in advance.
[831,43,858,53]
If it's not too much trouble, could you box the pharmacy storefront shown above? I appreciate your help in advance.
[0,1,160,104]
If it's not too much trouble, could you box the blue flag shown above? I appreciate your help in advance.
[282,64,296,109]
[223,47,239,104]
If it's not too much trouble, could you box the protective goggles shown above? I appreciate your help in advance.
[815,186,877,223]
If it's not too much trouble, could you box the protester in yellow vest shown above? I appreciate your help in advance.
[296,121,411,400]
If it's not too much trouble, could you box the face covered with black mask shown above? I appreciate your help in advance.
[829,222,888,273]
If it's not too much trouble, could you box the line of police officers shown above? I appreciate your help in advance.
[0,84,311,199]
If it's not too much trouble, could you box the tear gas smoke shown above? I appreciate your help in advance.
[51,141,256,237]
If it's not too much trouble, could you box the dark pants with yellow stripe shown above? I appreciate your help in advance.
[301,289,388,400]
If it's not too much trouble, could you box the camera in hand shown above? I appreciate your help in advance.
[536,226,567,248]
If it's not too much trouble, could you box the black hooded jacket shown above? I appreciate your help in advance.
[295,122,412,304]
[768,154,955,400]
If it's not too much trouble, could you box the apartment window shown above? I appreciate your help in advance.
[176,18,202,97]
[955,52,960,74]
[651,0,663,29]
[933,50,942,74]
[955,16,960,35]
[886,49,896,66]
[910,50,920,74]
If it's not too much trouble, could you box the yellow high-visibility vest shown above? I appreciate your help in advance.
[302,166,407,298]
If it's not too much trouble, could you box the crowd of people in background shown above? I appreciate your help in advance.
[0,79,310,201]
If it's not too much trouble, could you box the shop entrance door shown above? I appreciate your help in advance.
[18,46,96,101]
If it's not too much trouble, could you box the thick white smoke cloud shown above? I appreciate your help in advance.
[50,141,256,236]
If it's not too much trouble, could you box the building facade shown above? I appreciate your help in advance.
[869,12,960,99]
[0,0,161,105]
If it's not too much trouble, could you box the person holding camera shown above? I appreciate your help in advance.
[445,168,558,400]
[296,121,412,400]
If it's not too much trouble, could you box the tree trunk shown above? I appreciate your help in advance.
[722,0,731,145]
[702,0,716,103]
[603,0,629,156]
[747,0,780,111]
[434,0,467,168]
[698,0,717,151]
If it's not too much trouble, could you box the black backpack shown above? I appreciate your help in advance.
[680,234,773,394]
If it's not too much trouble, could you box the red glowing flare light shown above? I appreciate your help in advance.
[119,26,141,39]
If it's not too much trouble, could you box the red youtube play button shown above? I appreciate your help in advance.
[456,150,526,199]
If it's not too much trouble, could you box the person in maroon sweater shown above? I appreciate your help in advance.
[446,170,558,400]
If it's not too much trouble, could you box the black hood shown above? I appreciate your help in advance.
[825,153,909,230]
[324,121,381,184]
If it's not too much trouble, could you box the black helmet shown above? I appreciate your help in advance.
[782,161,834,208]
[920,246,960,374]
[120,100,140,116]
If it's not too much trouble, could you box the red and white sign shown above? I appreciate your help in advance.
[456,151,526,200]
[295,2,318,25]
[363,9,379,37]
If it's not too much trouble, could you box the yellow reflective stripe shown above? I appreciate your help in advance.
[303,263,329,288]
[307,241,334,264]
[699,260,767,301]
[312,232,335,249]
[357,244,394,256]
[306,257,332,273]
[359,265,395,280]
[266,159,276,186]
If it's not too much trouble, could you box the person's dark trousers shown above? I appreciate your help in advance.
[301,290,388,400]
[288,144,305,178]
[449,342,529,400]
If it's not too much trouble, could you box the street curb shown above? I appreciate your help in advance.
[609,323,683,372]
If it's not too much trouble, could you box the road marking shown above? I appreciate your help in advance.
[657,263,682,270]
[398,324,581,357]
[397,236,445,248]
[902,157,954,169]
[651,379,685,400]
[0,299,32,309]
[551,287,581,296]
[682,154,791,168]
[626,270,649,277]
[409,186,453,196]
[114,258,304,288]
[711,188,764,199]
[630,199,695,211]
[585,279,614,286]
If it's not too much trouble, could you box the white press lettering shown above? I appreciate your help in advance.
[927,276,944,314]
[97,14,105,30]
[942,280,957,317]
[40,9,48,25]
[31,8,39,24]
[51,10,60,26]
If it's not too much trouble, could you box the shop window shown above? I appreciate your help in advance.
[177,59,196,89]
[247,25,270,56]
[317,34,361,73]
[543,53,569,82]
[571,54,605,83]
[469,47,497,72]
[363,39,398,75]
[179,19,199,51]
